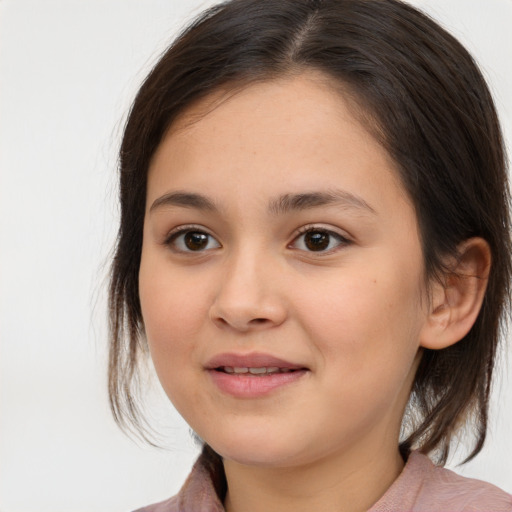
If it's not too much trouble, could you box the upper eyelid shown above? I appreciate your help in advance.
[164,226,221,253]
[162,223,352,247]
[164,224,217,241]
[163,223,350,237]
[289,225,353,253]
[292,224,351,240]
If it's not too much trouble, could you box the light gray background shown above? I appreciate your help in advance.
[1,1,511,511]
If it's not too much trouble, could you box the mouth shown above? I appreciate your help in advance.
[215,366,301,376]
[206,352,309,397]
[206,352,307,371]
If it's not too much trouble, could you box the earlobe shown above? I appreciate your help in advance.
[420,237,491,350]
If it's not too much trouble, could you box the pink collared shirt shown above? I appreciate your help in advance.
[135,450,512,512]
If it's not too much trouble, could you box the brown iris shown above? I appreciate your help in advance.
[304,231,330,251]
[184,231,209,251]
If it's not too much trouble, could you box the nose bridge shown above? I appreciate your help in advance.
[210,242,286,330]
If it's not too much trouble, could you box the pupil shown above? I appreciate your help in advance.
[185,232,208,250]
[305,231,329,251]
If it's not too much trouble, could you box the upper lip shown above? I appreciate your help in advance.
[206,352,307,370]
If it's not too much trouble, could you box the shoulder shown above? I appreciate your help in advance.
[131,448,225,512]
[132,495,179,512]
[418,455,512,512]
[371,451,512,512]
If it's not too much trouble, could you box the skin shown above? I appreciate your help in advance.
[139,73,489,512]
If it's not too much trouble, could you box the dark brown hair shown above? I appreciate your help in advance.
[108,0,511,464]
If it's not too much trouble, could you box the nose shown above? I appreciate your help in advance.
[209,250,288,332]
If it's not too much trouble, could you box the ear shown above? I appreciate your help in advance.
[420,237,491,350]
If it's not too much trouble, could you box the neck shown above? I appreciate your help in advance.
[223,444,405,512]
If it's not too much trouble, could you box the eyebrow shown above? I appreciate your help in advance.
[149,189,376,216]
[149,191,217,213]
[268,190,376,216]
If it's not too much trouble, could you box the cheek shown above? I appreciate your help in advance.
[298,267,424,424]
[139,265,208,415]
[296,256,425,372]
[139,256,205,367]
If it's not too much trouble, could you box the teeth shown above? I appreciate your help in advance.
[247,367,266,374]
[221,366,292,375]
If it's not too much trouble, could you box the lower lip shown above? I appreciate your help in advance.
[207,369,308,398]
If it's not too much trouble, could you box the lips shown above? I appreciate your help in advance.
[206,352,306,371]
[220,366,294,375]
[205,352,309,398]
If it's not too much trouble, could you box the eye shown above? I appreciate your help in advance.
[291,227,349,253]
[166,228,221,252]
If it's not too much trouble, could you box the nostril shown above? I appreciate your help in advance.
[250,318,268,324]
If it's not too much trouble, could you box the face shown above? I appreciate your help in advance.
[139,74,429,469]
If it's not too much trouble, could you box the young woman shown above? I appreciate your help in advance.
[108,0,512,510]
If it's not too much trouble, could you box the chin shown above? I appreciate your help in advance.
[207,431,312,469]
[220,447,298,468]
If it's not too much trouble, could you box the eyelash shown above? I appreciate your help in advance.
[290,225,351,254]
[164,225,351,254]
[164,225,220,253]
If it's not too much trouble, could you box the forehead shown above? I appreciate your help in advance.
[147,73,411,215]
[166,73,373,151]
